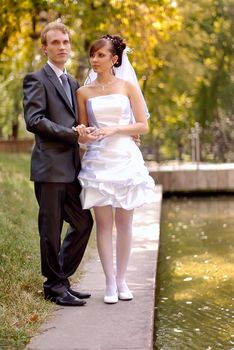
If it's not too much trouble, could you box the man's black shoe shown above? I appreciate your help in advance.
[56,291,86,306]
[68,288,91,299]
[44,284,66,301]
[44,289,58,302]
[44,289,86,306]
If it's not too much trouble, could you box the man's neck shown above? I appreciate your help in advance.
[47,60,66,75]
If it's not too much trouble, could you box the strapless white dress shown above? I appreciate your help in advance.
[78,94,157,210]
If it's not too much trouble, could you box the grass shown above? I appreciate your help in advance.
[0,153,95,350]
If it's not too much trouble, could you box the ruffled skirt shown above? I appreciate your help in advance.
[78,135,156,210]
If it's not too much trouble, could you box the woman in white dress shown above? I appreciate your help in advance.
[75,35,156,304]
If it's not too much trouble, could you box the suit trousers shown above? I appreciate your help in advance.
[34,180,93,291]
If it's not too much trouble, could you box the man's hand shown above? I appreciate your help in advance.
[73,125,99,144]
[132,134,141,147]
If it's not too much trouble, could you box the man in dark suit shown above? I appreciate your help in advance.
[23,21,96,306]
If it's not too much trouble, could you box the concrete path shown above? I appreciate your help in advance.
[26,185,162,350]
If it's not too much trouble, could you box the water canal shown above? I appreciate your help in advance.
[154,195,234,350]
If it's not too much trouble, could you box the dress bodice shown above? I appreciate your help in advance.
[86,94,133,128]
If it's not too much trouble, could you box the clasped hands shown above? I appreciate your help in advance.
[73,124,141,146]
[73,124,109,143]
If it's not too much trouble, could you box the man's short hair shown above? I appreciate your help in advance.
[41,21,71,45]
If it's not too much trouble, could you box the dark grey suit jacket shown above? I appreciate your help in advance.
[23,63,80,183]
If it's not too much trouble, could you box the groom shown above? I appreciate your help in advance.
[23,21,94,306]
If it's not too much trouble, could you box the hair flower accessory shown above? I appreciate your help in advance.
[125,46,133,54]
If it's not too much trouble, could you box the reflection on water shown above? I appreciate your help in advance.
[154,196,234,350]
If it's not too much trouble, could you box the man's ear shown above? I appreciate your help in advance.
[41,45,47,56]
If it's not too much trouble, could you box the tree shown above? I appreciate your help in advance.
[0,0,233,162]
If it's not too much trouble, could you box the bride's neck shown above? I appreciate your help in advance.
[96,73,115,84]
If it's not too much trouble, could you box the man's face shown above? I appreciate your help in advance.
[42,29,71,69]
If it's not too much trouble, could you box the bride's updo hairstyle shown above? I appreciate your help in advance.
[89,34,126,68]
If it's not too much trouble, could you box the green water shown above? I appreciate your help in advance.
[154,196,234,350]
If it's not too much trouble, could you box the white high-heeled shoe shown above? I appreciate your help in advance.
[104,291,118,304]
[118,289,133,301]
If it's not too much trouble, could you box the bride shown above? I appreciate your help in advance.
[74,35,156,304]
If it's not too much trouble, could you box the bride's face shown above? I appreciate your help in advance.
[90,44,117,73]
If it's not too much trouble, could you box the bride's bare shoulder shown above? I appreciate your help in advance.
[77,85,89,94]
[76,84,95,99]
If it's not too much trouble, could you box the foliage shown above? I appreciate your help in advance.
[144,0,233,161]
[0,0,233,161]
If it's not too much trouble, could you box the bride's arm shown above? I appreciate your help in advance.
[76,88,89,127]
[75,88,98,143]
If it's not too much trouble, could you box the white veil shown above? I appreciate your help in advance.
[84,48,150,120]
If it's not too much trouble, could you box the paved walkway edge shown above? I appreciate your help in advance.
[26,185,163,350]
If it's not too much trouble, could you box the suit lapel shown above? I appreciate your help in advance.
[43,64,77,120]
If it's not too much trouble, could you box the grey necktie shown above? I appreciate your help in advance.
[60,73,73,106]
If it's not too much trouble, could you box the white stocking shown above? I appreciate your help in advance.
[94,206,116,296]
[115,208,134,293]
